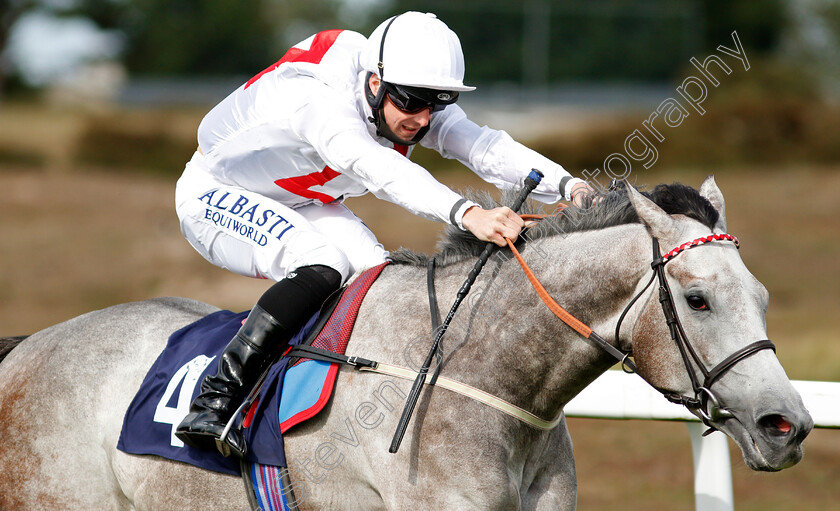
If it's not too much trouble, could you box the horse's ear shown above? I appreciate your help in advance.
[626,183,677,239]
[699,175,727,232]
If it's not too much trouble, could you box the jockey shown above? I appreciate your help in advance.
[174,11,593,456]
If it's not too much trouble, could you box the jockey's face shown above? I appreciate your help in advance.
[368,74,431,144]
[383,95,431,142]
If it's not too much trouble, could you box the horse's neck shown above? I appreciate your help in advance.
[436,224,652,421]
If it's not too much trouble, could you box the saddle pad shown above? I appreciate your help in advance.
[117,262,388,475]
[117,309,319,475]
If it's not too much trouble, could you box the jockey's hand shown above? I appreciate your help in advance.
[461,206,525,246]
[570,181,600,208]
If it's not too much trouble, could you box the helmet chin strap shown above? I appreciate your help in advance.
[364,71,429,146]
[376,120,429,146]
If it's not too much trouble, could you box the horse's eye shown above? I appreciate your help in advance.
[687,295,709,311]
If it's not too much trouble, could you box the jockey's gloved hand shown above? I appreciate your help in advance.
[461,205,526,246]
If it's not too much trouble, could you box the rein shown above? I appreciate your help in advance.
[310,224,775,435]
[507,222,776,431]
[290,205,776,438]
[505,221,636,373]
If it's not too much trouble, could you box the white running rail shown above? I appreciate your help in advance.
[564,371,840,511]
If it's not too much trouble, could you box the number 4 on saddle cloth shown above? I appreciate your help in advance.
[117,261,390,480]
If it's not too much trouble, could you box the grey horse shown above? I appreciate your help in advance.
[0,177,812,510]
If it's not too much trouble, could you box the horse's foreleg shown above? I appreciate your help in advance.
[521,417,578,511]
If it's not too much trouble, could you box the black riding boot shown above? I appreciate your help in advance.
[175,264,342,457]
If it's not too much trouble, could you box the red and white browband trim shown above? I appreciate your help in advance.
[661,233,740,264]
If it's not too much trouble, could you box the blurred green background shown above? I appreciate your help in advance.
[1,1,838,509]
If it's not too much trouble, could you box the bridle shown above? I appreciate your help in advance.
[508,228,776,431]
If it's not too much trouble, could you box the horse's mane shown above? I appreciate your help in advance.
[391,182,719,267]
[0,336,26,365]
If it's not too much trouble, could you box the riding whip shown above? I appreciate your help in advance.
[389,169,543,453]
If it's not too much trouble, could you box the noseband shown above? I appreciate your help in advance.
[511,230,776,431]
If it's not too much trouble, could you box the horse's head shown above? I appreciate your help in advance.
[624,176,812,471]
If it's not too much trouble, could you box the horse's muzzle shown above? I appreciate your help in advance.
[749,407,813,471]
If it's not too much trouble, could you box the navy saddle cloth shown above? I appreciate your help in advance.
[117,262,388,476]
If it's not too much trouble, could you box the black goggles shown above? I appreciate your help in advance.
[383,82,459,114]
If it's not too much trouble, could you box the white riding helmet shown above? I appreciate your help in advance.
[361,12,475,92]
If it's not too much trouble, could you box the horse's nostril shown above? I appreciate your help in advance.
[758,414,792,437]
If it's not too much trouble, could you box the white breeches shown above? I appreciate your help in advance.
[175,152,388,283]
